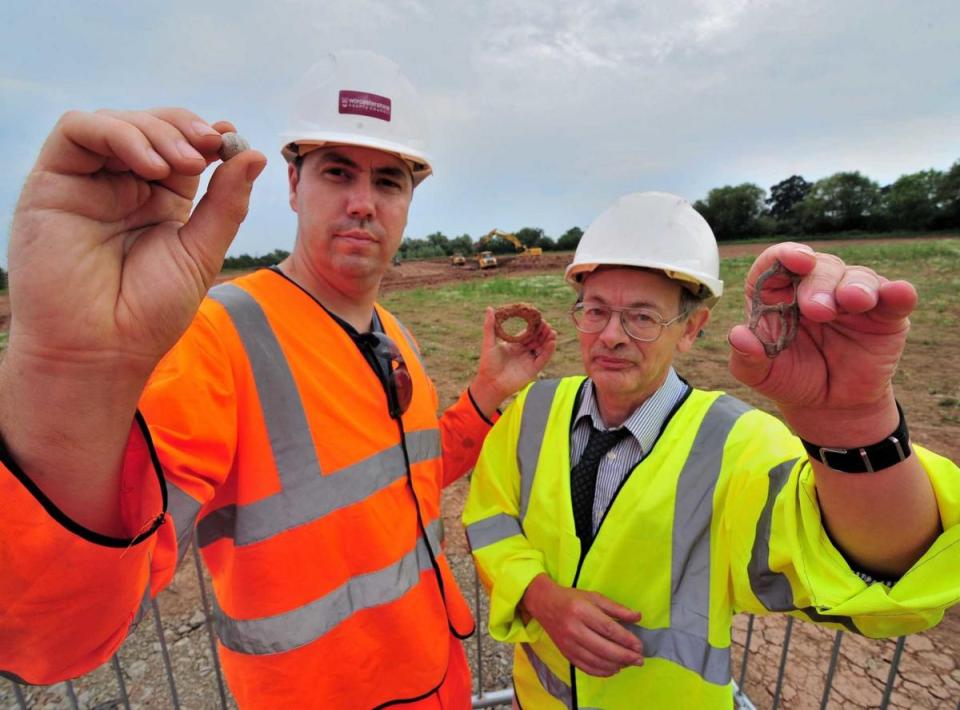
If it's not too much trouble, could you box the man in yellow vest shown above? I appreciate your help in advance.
[463,191,960,708]
[0,52,555,706]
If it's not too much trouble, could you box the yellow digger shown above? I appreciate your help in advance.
[474,229,542,269]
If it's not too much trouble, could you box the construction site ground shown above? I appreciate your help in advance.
[2,237,958,709]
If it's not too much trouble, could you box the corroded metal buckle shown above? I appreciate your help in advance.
[747,259,801,358]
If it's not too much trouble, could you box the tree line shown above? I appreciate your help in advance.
[695,159,960,240]
[207,157,960,272]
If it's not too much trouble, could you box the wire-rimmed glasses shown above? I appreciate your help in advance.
[570,302,686,342]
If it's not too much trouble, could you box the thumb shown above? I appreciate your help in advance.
[481,307,497,353]
[727,324,774,388]
[179,149,267,286]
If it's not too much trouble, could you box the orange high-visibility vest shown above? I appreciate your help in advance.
[1,268,488,708]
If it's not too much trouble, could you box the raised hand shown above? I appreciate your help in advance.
[469,306,557,417]
[0,108,266,534]
[727,242,915,441]
[8,108,267,378]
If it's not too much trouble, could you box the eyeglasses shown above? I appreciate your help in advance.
[359,332,413,418]
[570,302,686,342]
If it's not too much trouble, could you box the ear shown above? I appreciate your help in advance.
[676,308,710,354]
[287,162,299,213]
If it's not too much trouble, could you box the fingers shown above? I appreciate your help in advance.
[572,638,640,677]
[520,320,557,362]
[587,594,642,658]
[874,280,918,322]
[37,111,173,179]
[567,593,643,673]
[178,149,267,285]
[749,246,917,325]
[36,108,225,180]
[794,253,852,320]
[572,611,644,676]
[97,109,207,170]
[727,324,775,388]
[591,593,643,625]
[747,242,818,291]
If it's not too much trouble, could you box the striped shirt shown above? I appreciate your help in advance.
[571,368,689,534]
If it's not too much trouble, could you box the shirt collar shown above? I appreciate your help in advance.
[575,368,689,454]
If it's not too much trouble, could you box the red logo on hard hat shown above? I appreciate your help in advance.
[339,91,392,121]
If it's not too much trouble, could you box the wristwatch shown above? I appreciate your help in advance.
[800,401,911,474]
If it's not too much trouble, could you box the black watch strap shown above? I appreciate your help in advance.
[800,401,911,474]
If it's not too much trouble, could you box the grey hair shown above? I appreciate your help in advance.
[679,287,711,318]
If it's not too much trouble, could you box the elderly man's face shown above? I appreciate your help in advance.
[577,267,704,410]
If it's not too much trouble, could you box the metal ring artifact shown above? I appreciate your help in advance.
[747,259,802,358]
[494,303,542,343]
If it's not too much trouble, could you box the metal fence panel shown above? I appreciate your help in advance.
[3,543,959,708]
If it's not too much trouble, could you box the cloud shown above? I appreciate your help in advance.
[1,0,958,265]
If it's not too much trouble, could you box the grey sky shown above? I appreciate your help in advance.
[1,0,957,265]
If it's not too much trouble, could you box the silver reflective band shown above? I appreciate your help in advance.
[196,429,440,548]
[214,520,443,655]
[522,643,573,708]
[202,283,442,548]
[517,378,562,523]
[465,513,523,551]
[629,626,731,686]
[669,394,750,664]
[208,284,321,492]
[747,459,859,633]
[167,481,201,563]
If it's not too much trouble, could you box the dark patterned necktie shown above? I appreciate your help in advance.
[570,424,629,548]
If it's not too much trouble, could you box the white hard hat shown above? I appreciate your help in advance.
[565,191,723,307]
[280,50,433,186]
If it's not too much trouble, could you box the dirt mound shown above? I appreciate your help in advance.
[380,253,573,293]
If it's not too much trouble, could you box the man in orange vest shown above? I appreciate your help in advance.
[0,51,555,707]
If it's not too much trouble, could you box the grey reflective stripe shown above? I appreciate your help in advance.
[465,513,523,551]
[167,480,201,564]
[521,643,572,709]
[670,395,750,645]
[747,459,860,633]
[214,520,443,655]
[201,284,442,549]
[628,626,731,686]
[208,284,321,492]
[196,429,440,547]
[422,517,442,551]
[519,388,752,695]
[517,379,562,522]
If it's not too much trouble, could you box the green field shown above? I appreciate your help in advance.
[383,238,960,457]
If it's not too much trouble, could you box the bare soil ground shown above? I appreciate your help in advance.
[2,236,957,709]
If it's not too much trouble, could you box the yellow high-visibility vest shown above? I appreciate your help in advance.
[464,377,960,709]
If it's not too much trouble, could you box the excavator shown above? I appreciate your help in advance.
[473,229,542,269]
